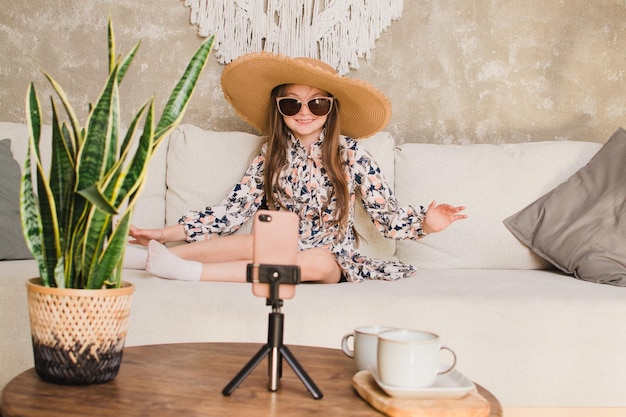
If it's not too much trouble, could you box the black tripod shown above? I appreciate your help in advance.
[222,264,323,399]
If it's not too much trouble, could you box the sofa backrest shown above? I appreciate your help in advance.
[394,140,602,269]
[2,121,603,270]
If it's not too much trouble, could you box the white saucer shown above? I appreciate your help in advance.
[370,368,475,399]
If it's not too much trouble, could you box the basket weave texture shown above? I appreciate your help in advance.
[26,278,134,384]
[27,279,134,353]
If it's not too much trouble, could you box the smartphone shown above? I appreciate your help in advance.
[250,210,299,300]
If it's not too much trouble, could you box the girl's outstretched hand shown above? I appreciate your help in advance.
[128,225,165,246]
[422,201,467,234]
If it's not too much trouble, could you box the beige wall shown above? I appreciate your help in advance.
[1,1,625,144]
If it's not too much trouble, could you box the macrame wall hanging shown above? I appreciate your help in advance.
[184,0,403,75]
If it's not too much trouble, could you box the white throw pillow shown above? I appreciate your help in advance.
[165,125,264,235]
[394,141,601,269]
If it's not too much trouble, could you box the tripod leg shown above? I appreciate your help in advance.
[279,345,323,399]
[268,346,281,391]
[267,311,284,391]
[222,344,272,396]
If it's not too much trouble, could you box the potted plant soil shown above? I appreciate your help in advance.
[20,19,214,385]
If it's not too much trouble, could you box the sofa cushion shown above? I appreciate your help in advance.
[0,139,33,260]
[503,128,626,285]
[394,140,602,269]
[165,125,397,260]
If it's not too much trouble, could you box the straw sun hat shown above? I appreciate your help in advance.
[220,52,391,139]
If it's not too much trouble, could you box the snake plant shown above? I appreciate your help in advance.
[20,19,214,289]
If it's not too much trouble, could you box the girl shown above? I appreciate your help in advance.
[127,52,466,283]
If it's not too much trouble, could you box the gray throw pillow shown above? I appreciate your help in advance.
[0,139,33,260]
[503,128,626,286]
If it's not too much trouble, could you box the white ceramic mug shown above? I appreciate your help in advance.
[377,329,457,388]
[341,325,396,371]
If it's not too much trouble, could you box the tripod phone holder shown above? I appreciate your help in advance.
[222,263,323,399]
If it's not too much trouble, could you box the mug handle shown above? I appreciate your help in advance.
[341,333,354,358]
[437,345,457,375]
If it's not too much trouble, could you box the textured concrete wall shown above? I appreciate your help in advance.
[1,1,625,144]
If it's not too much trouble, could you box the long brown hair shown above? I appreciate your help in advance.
[264,84,350,234]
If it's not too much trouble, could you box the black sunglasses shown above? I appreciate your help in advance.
[276,97,334,117]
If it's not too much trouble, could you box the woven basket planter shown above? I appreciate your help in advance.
[26,278,134,385]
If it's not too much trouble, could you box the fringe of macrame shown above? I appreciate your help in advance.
[184,0,403,75]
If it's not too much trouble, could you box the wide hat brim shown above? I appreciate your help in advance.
[220,52,391,139]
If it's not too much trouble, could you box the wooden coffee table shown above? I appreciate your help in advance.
[0,342,502,416]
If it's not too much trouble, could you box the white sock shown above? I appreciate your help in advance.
[146,240,202,282]
[123,245,148,270]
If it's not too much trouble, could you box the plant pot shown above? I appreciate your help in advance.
[26,278,134,385]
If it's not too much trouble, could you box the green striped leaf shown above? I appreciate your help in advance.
[155,36,214,142]
[20,117,48,284]
[76,67,119,198]
[42,71,83,149]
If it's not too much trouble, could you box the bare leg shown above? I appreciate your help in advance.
[170,234,253,263]
[198,247,341,283]
[296,248,342,283]
[199,260,250,282]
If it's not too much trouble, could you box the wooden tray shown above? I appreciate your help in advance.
[352,370,491,417]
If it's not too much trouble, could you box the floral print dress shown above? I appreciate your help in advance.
[178,134,428,283]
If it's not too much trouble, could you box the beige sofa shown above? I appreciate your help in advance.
[2,121,625,410]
